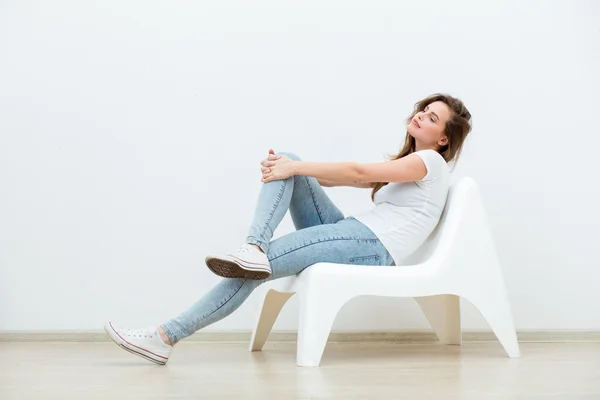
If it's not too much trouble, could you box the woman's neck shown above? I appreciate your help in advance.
[414,141,438,152]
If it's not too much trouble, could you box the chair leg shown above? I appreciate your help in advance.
[296,293,347,367]
[415,294,462,345]
[465,289,520,358]
[249,288,295,352]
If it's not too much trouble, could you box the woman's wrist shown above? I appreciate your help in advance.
[291,160,302,176]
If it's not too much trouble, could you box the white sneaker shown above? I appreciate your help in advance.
[104,322,173,365]
[205,243,272,280]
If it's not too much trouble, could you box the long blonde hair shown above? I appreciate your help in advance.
[370,93,472,202]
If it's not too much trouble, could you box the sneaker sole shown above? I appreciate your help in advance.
[205,257,272,280]
[104,322,169,366]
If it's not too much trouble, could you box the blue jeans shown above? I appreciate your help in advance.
[161,152,392,344]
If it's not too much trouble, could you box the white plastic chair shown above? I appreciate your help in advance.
[249,177,520,367]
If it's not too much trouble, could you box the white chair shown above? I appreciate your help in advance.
[249,177,520,367]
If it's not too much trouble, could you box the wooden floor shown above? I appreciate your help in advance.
[1,341,599,399]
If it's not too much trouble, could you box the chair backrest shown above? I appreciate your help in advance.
[398,176,477,266]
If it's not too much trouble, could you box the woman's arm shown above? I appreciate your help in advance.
[263,156,390,188]
[292,155,427,184]
[293,161,362,183]
[290,161,372,188]
[356,154,428,183]
[317,178,373,188]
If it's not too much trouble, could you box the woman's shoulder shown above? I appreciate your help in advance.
[411,150,449,182]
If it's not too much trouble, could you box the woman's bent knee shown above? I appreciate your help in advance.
[277,151,302,161]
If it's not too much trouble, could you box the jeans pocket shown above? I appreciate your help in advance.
[348,254,380,265]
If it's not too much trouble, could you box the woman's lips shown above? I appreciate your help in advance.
[412,119,420,128]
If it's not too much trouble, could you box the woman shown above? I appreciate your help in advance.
[105,93,472,365]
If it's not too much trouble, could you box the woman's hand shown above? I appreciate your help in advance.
[259,149,280,180]
[260,149,296,182]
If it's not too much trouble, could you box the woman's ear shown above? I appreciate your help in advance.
[438,136,448,146]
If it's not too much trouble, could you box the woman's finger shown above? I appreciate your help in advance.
[263,157,278,164]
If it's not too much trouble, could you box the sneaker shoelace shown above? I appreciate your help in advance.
[122,328,153,339]
[233,244,253,255]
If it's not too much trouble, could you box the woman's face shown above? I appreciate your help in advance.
[406,101,451,150]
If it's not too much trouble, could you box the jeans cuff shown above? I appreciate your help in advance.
[246,237,267,253]
[160,323,179,345]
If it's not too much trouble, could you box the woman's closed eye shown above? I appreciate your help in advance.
[424,106,437,123]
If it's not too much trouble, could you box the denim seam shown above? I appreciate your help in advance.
[268,236,379,262]
[349,254,380,262]
[181,278,248,336]
[255,180,287,246]
[304,176,325,224]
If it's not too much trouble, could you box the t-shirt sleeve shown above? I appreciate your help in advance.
[413,150,446,182]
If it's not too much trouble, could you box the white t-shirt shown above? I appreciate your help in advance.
[351,150,450,266]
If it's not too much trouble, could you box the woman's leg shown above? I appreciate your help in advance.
[205,151,346,279]
[106,152,362,363]
[161,151,357,345]
[161,217,392,345]
[246,152,345,254]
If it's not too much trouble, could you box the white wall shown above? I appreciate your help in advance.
[1,0,599,332]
